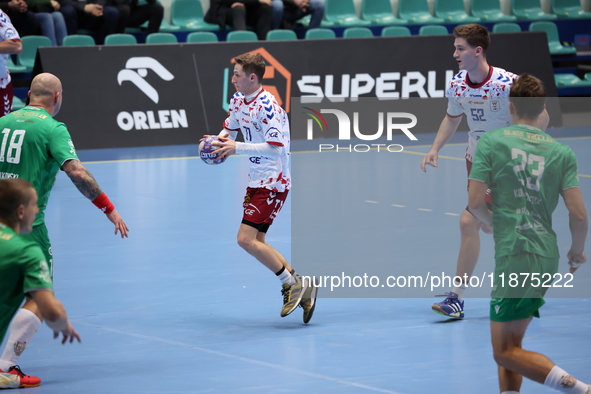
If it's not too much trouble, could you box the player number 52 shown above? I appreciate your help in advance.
[470,108,486,122]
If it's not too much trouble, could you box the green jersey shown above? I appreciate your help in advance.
[0,223,52,341]
[0,106,79,226]
[469,124,579,259]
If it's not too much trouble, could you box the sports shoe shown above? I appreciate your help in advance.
[432,292,464,319]
[280,274,307,317]
[299,277,318,324]
[0,365,41,388]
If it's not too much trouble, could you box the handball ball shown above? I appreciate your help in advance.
[199,136,223,165]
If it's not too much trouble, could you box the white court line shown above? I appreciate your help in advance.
[75,322,406,394]
[525,328,568,340]
[391,204,405,208]
[365,200,379,204]
[444,213,460,216]
[417,208,432,212]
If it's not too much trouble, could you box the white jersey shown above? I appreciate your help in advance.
[0,10,20,87]
[223,89,291,192]
[446,66,516,162]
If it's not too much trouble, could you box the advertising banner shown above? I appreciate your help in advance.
[35,32,557,149]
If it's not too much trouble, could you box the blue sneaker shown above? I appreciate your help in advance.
[432,292,464,319]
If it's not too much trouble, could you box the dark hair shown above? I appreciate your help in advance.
[509,73,546,120]
[0,179,34,222]
[453,24,490,55]
[234,53,266,82]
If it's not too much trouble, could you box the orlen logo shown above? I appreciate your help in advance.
[117,57,173,103]
[222,48,291,113]
[116,57,188,132]
[304,108,418,152]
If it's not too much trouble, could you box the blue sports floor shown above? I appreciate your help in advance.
[4,129,590,394]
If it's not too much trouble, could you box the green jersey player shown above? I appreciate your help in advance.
[0,179,80,389]
[468,74,589,394]
[0,73,129,385]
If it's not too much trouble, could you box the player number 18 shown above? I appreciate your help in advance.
[0,128,26,164]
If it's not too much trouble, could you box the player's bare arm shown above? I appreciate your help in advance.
[562,187,588,273]
[62,159,102,200]
[0,39,22,54]
[62,159,130,238]
[467,179,492,227]
[30,289,81,344]
[421,115,463,172]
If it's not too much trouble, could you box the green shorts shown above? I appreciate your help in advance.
[21,223,53,280]
[490,252,558,322]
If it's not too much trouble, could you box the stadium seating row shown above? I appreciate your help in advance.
[9,18,589,90]
[123,0,591,34]
[11,21,574,56]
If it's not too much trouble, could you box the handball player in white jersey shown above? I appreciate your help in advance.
[209,53,317,323]
[420,24,549,319]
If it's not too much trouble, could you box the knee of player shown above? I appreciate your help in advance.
[492,346,516,367]
[459,210,480,233]
[237,234,254,251]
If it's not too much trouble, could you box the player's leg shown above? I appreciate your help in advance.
[256,231,318,323]
[0,297,42,370]
[497,364,523,394]
[255,230,292,273]
[0,297,42,387]
[432,210,481,318]
[491,254,590,393]
[238,188,307,317]
[491,316,532,392]
[455,209,482,283]
[238,223,285,272]
[491,316,590,393]
[0,225,49,385]
[238,224,305,316]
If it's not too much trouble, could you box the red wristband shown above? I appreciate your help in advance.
[92,192,114,214]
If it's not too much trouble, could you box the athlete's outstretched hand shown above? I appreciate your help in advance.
[421,150,439,172]
[107,209,129,238]
[567,249,586,274]
[53,322,81,344]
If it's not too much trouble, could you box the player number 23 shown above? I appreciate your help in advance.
[0,128,26,164]
[512,148,545,192]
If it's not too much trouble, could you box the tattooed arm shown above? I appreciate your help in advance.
[62,159,130,238]
[62,159,102,200]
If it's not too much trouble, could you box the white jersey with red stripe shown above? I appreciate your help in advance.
[446,66,516,162]
[0,10,20,88]
[223,88,291,192]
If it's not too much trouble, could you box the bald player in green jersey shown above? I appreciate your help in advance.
[468,74,589,394]
[0,73,129,384]
[0,179,80,389]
